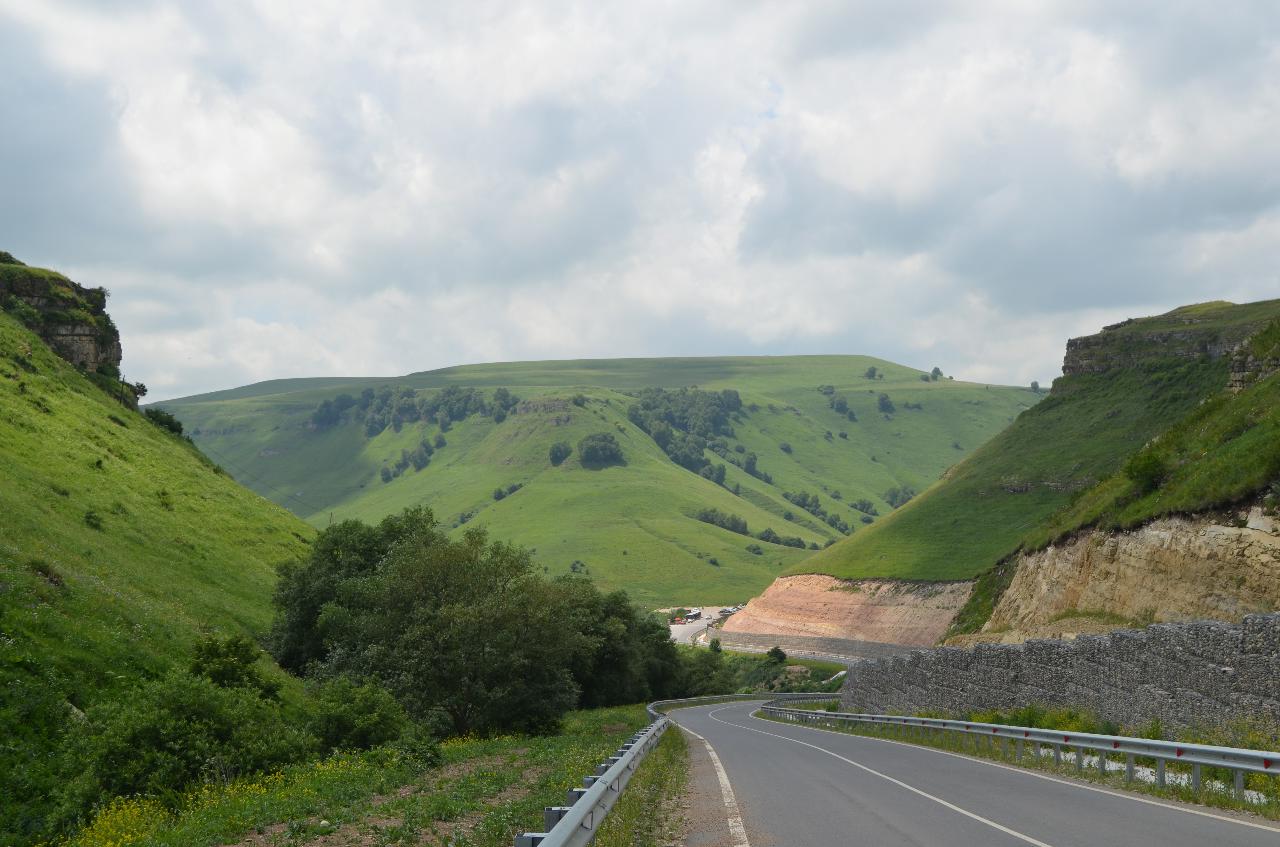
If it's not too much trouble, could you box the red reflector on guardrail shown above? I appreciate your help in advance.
[1265,759,1273,770]
[1176,749,1184,757]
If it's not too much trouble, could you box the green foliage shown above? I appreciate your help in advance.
[549,440,572,466]
[304,677,410,753]
[58,672,313,819]
[1123,451,1168,494]
[627,386,741,473]
[695,507,749,535]
[144,406,185,435]
[884,485,916,508]
[877,393,896,414]
[288,508,687,736]
[0,250,23,265]
[578,431,624,468]
[766,645,787,663]
[190,634,281,699]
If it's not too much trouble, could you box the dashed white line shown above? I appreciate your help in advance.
[702,704,1056,847]
[679,723,752,847]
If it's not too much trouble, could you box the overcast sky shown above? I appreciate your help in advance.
[3,1,1278,400]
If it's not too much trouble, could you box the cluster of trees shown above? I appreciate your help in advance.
[380,434,445,482]
[755,527,809,549]
[850,498,878,516]
[783,490,853,534]
[269,507,710,735]
[143,407,184,435]
[695,507,749,535]
[311,385,520,438]
[627,387,741,478]
[884,485,917,508]
[578,432,625,467]
[493,482,523,500]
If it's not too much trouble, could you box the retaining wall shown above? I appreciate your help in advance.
[839,614,1280,731]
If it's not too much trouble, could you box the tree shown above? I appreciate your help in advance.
[931,367,943,380]
[864,366,878,379]
[779,442,792,454]
[578,432,624,468]
[1124,452,1167,494]
[877,393,896,415]
[549,441,572,466]
[1030,380,1041,393]
[709,638,722,653]
[190,634,280,699]
[766,646,787,663]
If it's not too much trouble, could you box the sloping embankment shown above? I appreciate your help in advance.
[721,574,971,647]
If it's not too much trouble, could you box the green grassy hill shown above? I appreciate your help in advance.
[794,299,1280,586]
[0,309,312,838]
[159,357,1036,605]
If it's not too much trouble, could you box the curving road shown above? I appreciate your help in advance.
[669,700,1280,847]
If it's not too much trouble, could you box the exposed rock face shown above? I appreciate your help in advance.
[959,507,1280,646]
[841,614,1280,733]
[1228,343,1280,392]
[721,573,972,647]
[1061,305,1276,378]
[0,256,122,373]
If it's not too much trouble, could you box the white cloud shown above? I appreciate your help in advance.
[1,0,1277,400]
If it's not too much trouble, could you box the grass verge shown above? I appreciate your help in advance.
[594,727,689,847]
[63,705,650,847]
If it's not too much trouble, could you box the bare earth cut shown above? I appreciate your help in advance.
[722,574,972,646]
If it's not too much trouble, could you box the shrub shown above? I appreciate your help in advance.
[877,393,896,415]
[766,646,787,663]
[83,510,103,530]
[143,407,184,435]
[779,442,792,454]
[884,486,916,508]
[190,634,281,699]
[695,508,749,535]
[60,672,313,815]
[838,431,848,439]
[864,366,878,379]
[578,432,624,467]
[549,441,572,466]
[306,677,409,752]
[745,543,763,555]
[433,433,447,449]
[1124,451,1168,494]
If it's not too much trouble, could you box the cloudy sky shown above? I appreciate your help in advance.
[3,1,1278,400]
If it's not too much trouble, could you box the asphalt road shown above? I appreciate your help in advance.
[669,701,1280,847]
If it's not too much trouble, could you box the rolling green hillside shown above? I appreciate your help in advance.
[0,310,312,837]
[160,357,1037,605]
[794,299,1280,584]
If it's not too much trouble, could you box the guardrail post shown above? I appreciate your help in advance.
[1156,759,1166,788]
[567,787,588,805]
[1192,764,1202,794]
[544,807,572,830]
[1075,747,1084,773]
[1234,769,1245,800]
[1015,739,1023,761]
[1098,750,1107,776]
[514,834,546,846]
[1125,754,1134,783]
[1053,744,1062,766]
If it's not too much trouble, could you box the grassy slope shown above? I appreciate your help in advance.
[0,311,312,835]
[160,356,1035,606]
[795,299,1280,583]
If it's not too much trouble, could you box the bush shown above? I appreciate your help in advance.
[549,441,572,466]
[884,486,915,508]
[877,393,896,415]
[695,508,749,535]
[578,432,624,467]
[143,407,184,435]
[1124,451,1168,494]
[190,634,281,699]
[83,510,103,530]
[306,677,409,752]
[60,672,313,814]
[745,543,764,555]
[779,442,792,454]
[766,646,787,663]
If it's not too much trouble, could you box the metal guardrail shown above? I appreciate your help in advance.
[761,704,1280,801]
[514,693,829,846]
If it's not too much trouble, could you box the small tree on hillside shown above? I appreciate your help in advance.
[1030,380,1041,393]
[577,432,624,468]
[766,646,787,663]
[877,393,896,415]
[931,366,943,380]
[549,441,572,466]
[864,366,878,380]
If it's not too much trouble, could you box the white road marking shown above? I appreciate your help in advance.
[679,723,752,847]
[702,704,1056,847]
[747,707,1280,835]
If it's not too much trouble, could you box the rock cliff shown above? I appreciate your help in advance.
[954,504,1280,646]
[0,252,122,374]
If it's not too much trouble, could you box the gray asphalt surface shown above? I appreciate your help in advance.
[669,700,1280,847]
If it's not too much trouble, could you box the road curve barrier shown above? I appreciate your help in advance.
[760,702,1280,802]
[514,693,828,846]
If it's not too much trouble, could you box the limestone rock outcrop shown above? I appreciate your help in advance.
[0,254,122,373]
